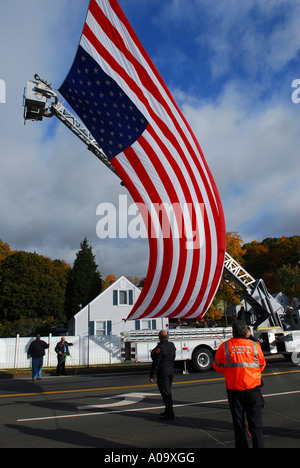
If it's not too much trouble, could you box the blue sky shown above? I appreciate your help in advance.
[120,0,300,98]
[0,0,299,278]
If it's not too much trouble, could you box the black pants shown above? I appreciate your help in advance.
[56,353,67,375]
[227,387,264,448]
[157,369,174,417]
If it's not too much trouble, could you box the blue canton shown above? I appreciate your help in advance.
[59,46,148,160]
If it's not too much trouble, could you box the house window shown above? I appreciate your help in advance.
[95,321,106,336]
[135,320,157,331]
[119,290,128,305]
[90,320,112,336]
[141,320,151,330]
[113,289,134,306]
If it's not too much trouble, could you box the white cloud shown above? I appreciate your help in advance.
[180,84,300,243]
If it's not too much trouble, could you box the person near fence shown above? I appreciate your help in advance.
[27,334,49,381]
[55,337,74,376]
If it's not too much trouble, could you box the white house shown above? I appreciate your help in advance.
[69,275,168,337]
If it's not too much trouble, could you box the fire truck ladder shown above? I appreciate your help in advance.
[223,252,283,328]
[23,77,284,329]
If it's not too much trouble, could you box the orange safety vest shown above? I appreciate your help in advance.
[213,338,266,391]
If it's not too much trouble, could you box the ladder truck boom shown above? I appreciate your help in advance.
[223,252,283,329]
[23,77,300,369]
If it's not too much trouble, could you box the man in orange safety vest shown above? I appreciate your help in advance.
[213,320,266,448]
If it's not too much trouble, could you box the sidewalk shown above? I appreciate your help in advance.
[0,362,152,379]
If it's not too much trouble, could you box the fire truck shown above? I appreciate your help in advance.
[23,77,300,372]
[120,251,300,371]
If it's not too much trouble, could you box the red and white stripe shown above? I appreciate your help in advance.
[80,0,226,319]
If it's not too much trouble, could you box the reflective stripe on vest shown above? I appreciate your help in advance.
[221,340,260,369]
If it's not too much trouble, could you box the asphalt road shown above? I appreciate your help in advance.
[0,356,299,451]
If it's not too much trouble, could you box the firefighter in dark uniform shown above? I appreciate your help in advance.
[150,330,176,420]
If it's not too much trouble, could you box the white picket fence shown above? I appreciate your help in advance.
[0,334,122,370]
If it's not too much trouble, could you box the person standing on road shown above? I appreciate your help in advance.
[27,334,49,381]
[55,337,74,376]
[150,330,176,420]
[213,320,266,448]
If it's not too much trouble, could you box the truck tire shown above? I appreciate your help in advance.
[192,347,214,372]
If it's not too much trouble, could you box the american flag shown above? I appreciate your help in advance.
[59,0,226,320]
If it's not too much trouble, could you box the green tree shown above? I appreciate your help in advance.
[0,251,69,333]
[275,264,300,300]
[242,241,270,279]
[65,238,102,320]
[274,236,300,269]
[243,235,300,294]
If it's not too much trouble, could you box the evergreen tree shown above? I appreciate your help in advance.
[65,238,102,320]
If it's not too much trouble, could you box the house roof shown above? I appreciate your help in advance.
[72,275,141,320]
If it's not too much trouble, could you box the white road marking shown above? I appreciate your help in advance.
[17,389,300,423]
[77,392,160,410]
